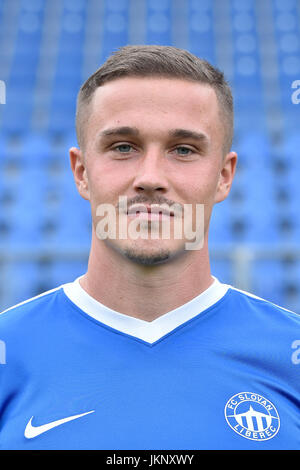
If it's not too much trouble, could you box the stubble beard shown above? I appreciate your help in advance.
[122,245,172,266]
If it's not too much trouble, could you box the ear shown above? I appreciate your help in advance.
[214,151,237,204]
[69,147,90,201]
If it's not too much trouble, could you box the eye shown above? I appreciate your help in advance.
[175,146,193,156]
[114,144,133,153]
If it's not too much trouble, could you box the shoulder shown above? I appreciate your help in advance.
[222,285,300,383]
[226,284,300,326]
[0,284,65,332]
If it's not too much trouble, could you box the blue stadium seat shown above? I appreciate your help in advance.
[100,1,129,60]
[0,0,300,311]
[1,261,42,310]
[146,0,172,46]
[282,132,300,159]
[235,131,272,163]
[21,132,52,165]
[210,258,234,286]
[46,259,88,287]
[209,198,233,244]
[250,259,286,306]
[188,1,215,64]
[1,110,33,134]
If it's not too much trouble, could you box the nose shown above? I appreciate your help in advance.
[132,147,169,194]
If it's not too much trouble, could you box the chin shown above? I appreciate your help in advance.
[124,249,171,266]
[105,236,188,266]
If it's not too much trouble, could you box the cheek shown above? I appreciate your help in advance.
[86,163,130,213]
[179,170,220,205]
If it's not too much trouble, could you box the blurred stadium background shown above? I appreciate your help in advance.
[0,0,300,312]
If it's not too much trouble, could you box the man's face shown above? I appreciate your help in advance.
[71,77,236,265]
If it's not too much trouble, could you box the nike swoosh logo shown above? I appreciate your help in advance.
[24,410,95,439]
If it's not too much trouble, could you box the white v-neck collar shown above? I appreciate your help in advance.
[63,276,230,344]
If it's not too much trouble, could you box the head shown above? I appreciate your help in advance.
[76,45,234,155]
[70,45,237,266]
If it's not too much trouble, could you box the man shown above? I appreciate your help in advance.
[0,45,299,450]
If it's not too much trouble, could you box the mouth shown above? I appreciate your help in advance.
[127,204,175,219]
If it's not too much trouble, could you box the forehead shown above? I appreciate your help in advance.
[86,77,223,145]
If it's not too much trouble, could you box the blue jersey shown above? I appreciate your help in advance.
[0,276,300,450]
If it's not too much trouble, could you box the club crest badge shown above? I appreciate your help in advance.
[224,392,280,441]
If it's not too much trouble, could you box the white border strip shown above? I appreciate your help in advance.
[63,276,230,343]
[0,285,64,315]
[230,285,297,315]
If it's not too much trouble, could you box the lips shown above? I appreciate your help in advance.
[127,204,174,217]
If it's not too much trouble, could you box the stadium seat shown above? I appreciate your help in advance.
[0,0,300,312]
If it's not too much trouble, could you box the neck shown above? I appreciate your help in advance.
[80,233,213,322]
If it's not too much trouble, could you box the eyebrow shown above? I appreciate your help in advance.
[169,128,209,143]
[98,126,209,143]
[98,126,139,138]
